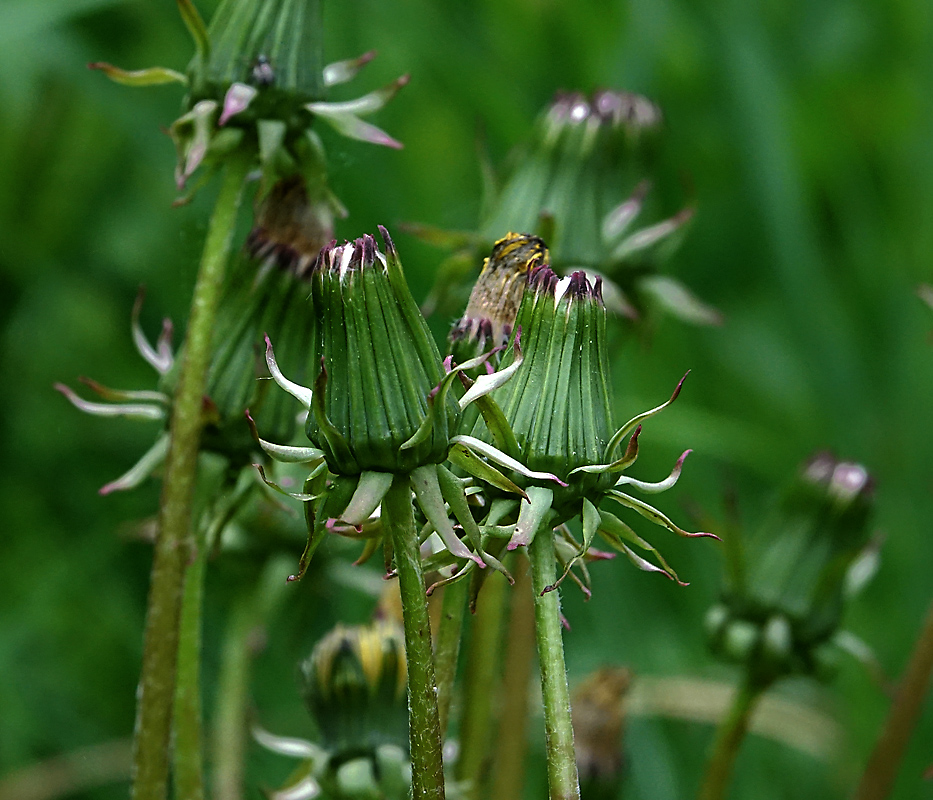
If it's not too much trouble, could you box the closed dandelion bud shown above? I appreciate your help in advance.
[190,0,325,106]
[92,0,406,194]
[300,621,408,757]
[709,453,876,680]
[422,90,719,326]
[489,266,613,518]
[308,228,460,475]
[748,453,874,644]
[201,175,323,453]
[482,90,663,269]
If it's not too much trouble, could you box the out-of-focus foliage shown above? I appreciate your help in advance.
[1,0,931,799]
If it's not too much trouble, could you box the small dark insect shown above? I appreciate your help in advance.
[251,55,275,87]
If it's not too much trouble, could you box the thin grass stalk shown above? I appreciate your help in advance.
[131,156,250,800]
[383,474,446,800]
[528,526,580,800]
[213,555,293,800]
[456,570,509,797]
[434,578,468,737]
[489,556,536,800]
[855,597,933,800]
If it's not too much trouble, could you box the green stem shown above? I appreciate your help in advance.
[213,555,293,800]
[528,526,580,800]
[489,555,536,800]
[434,577,467,738]
[131,156,250,800]
[456,571,509,798]
[697,673,769,800]
[172,531,208,800]
[855,597,933,800]
[384,474,446,800]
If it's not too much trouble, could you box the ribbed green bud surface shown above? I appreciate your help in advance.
[300,622,408,757]
[480,91,662,268]
[490,266,614,515]
[191,0,325,105]
[308,227,460,475]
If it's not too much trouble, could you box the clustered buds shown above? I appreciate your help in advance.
[706,453,876,682]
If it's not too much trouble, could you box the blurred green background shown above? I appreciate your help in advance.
[1,0,932,798]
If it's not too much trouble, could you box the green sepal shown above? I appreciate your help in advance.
[508,486,554,550]
[597,509,686,585]
[456,381,520,457]
[290,472,357,582]
[571,425,641,477]
[245,410,324,463]
[603,372,688,462]
[447,444,527,500]
[410,465,484,565]
[339,471,393,527]
[545,498,601,593]
[254,464,319,501]
[176,0,211,64]
[88,63,186,86]
[400,349,497,453]
[437,464,512,582]
[606,488,716,540]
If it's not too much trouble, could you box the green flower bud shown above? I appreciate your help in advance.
[487,265,613,519]
[481,90,664,268]
[92,0,406,195]
[308,228,460,475]
[300,621,408,757]
[201,175,324,454]
[710,452,876,681]
[190,0,325,106]
[747,452,874,644]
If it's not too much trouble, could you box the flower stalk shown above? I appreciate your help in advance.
[696,674,771,800]
[383,474,447,800]
[434,578,468,737]
[528,516,580,800]
[132,154,250,800]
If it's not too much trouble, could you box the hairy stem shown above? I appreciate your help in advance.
[171,531,208,800]
[855,597,933,800]
[131,157,249,800]
[434,577,467,737]
[528,526,580,800]
[697,673,769,800]
[384,474,446,800]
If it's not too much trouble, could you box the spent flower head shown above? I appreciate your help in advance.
[461,262,716,593]
[91,0,407,195]
[421,89,719,328]
[706,452,878,682]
